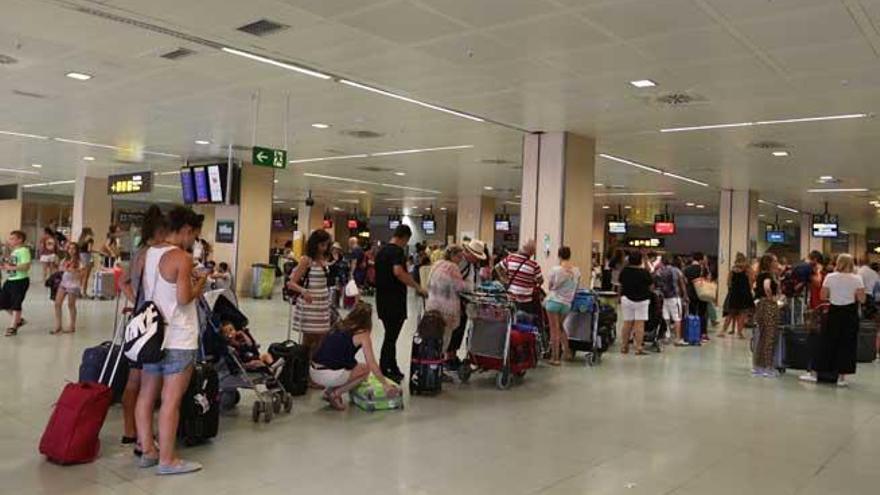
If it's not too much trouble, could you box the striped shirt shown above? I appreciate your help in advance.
[294,261,331,334]
[502,252,543,303]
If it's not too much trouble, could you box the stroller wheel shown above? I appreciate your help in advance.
[263,402,274,423]
[283,394,293,413]
[272,395,282,414]
[251,401,262,423]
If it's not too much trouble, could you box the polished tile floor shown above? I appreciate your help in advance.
[2,289,880,495]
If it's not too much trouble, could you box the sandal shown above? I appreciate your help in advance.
[635,349,649,356]
[5,327,17,337]
[328,392,346,411]
[16,318,27,328]
[62,328,76,334]
[548,360,561,366]
[50,328,62,335]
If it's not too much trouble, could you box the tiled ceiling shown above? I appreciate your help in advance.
[0,0,879,228]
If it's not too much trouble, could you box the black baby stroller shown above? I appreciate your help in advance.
[642,291,666,352]
[200,289,293,423]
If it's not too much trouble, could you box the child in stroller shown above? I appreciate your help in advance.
[215,320,293,423]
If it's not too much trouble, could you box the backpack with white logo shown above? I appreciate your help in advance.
[123,249,169,364]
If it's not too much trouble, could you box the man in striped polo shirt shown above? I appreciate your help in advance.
[500,240,544,316]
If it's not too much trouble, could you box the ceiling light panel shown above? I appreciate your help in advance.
[661,113,869,133]
[65,72,93,81]
[221,47,331,80]
[806,188,869,193]
[629,79,657,88]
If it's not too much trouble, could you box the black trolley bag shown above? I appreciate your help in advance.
[409,309,446,396]
[79,297,130,403]
[178,305,220,447]
[267,304,310,396]
[856,314,878,363]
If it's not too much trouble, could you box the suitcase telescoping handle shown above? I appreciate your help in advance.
[98,302,127,387]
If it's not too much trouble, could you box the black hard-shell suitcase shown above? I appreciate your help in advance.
[178,361,220,446]
[857,320,877,363]
[409,336,443,396]
[782,325,813,370]
[268,341,309,396]
[79,341,130,403]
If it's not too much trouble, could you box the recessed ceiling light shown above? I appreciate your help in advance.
[785,219,794,224]
[772,151,789,157]
[394,172,406,176]
[82,156,95,161]
[819,175,834,181]
[685,202,695,207]
[332,207,342,211]
[758,214,766,217]
[195,139,211,145]
[440,207,447,211]
[289,207,297,211]
[629,79,657,88]
[594,183,604,187]
[696,204,706,209]
[273,179,279,184]
[601,205,610,209]
[311,123,330,129]
[483,186,494,191]
[65,72,93,81]
[623,205,632,209]
[31,163,42,168]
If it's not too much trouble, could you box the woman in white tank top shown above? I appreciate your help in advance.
[135,207,206,476]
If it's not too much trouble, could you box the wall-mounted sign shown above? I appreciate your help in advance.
[216,220,235,244]
[108,171,152,195]
[625,237,665,248]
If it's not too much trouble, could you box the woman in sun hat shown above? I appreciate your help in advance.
[445,239,488,369]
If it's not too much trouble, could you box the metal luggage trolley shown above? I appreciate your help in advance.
[564,290,603,367]
[457,292,518,390]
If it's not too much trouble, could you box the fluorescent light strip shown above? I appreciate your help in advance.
[0,168,41,175]
[777,205,800,213]
[289,154,368,164]
[599,154,662,174]
[154,184,181,189]
[53,137,119,150]
[0,130,50,140]
[594,192,675,197]
[370,145,473,157]
[339,79,485,123]
[221,47,331,80]
[143,150,182,158]
[661,113,868,133]
[158,170,181,176]
[380,183,441,194]
[662,172,709,187]
[806,188,869,193]
[22,180,75,189]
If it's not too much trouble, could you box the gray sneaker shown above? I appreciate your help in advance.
[156,460,203,476]
[137,455,159,468]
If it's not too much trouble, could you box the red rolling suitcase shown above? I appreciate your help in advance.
[39,309,126,464]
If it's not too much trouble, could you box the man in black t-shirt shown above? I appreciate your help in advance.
[375,225,427,382]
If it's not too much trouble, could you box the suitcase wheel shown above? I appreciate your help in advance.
[457,359,472,384]
[282,394,293,414]
[495,367,512,390]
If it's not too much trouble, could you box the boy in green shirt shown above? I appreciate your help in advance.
[2,231,31,336]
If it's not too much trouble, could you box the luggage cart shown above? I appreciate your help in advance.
[564,290,602,366]
[457,293,525,390]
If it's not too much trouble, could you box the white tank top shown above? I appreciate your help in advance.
[143,245,198,350]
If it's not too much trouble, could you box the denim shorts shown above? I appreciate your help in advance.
[142,349,197,376]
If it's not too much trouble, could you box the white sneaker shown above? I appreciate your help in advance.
[837,379,848,387]
[799,374,817,383]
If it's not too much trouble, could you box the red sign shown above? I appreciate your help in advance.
[654,222,676,235]
[322,219,333,229]
[347,219,359,229]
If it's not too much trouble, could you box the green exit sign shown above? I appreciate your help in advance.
[252,146,287,169]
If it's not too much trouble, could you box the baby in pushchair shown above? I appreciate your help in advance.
[213,321,293,423]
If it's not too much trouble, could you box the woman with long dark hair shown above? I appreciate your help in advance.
[752,253,781,378]
[288,229,333,358]
[310,302,397,410]
[77,227,95,298]
[119,206,167,457]
[719,252,753,339]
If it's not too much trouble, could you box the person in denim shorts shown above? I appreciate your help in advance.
[134,207,206,476]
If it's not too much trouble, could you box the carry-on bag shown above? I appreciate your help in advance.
[79,341,129,403]
[351,375,403,412]
[39,309,126,464]
[781,325,813,370]
[409,335,444,396]
[93,269,116,300]
[268,340,309,396]
[857,320,877,363]
[177,360,220,446]
[684,314,701,345]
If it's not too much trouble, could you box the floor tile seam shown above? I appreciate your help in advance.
[659,448,733,495]
[526,449,633,495]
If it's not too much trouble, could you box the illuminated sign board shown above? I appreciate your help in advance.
[107,171,152,195]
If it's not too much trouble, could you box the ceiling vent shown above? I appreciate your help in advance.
[12,89,47,99]
[237,19,289,37]
[748,140,786,150]
[652,92,708,107]
[358,166,393,173]
[0,54,18,65]
[160,47,195,60]
[340,130,384,139]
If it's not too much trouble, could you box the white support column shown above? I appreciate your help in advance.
[72,168,111,243]
[519,132,595,279]
[456,196,495,246]
[718,189,759,305]
[800,213,824,259]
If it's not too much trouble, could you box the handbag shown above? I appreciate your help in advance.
[123,251,168,364]
[694,278,717,303]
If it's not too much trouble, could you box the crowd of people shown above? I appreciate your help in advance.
[3,208,880,476]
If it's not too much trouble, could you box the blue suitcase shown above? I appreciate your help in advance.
[684,314,701,346]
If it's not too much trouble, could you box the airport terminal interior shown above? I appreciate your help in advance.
[3,0,880,493]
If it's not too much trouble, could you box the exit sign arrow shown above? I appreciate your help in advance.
[252,146,287,169]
